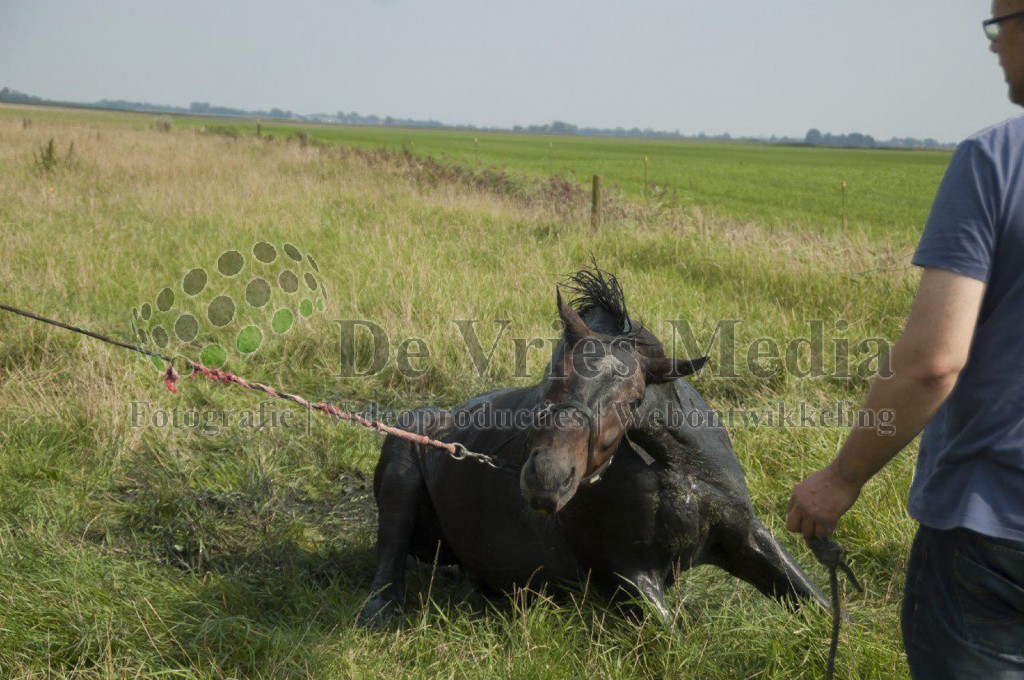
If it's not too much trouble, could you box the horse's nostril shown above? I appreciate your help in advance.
[529,448,541,466]
[562,466,576,489]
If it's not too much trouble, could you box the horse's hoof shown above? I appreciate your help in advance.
[357,595,402,628]
[435,564,460,585]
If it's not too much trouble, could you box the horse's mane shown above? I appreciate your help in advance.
[558,258,667,358]
[561,261,634,335]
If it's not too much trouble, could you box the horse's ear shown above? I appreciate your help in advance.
[556,288,591,345]
[644,355,708,384]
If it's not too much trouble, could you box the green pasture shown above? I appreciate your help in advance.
[211,121,952,241]
[282,125,950,240]
[1,103,953,241]
[0,105,922,678]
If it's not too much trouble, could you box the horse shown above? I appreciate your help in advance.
[358,265,828,625]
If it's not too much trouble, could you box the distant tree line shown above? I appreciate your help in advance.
[1,87,67,107]
[334,111,448,129]
[0,87,314,122]
[0,87,955,150]
[803,127,944,150]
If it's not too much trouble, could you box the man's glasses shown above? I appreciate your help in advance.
[984,8,1024,42]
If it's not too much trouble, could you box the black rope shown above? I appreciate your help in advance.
[805,536,863,680]
[0,303,173,364]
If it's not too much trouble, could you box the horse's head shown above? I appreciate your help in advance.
[520,289,706,514]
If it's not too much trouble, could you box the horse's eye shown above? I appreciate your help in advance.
[630,398,644,411]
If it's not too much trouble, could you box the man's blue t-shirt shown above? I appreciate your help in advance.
[908,115,1024,542]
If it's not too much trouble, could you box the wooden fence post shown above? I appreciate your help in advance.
[592,175,602,228]
[841,181,848,229]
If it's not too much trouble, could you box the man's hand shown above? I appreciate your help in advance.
[786,465,863,539]
[785,268,985,540]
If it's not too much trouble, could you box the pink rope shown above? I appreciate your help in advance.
[0,302,475,462]
[165,361,458,454]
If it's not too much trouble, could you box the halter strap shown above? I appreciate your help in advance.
[527,400,659,484]
[533,400,609,484]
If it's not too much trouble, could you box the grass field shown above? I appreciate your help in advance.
[246,123,951,240]
[5,103,953,241]
[0,104,926,678]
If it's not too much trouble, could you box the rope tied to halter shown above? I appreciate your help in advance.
[1,302,501,469]
[805,535,863,680]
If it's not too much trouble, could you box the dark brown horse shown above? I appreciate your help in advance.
[359,266,827,625]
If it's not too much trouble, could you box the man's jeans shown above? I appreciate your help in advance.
[902,524,1024,678]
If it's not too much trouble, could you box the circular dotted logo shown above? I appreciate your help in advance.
[131,241,328,370]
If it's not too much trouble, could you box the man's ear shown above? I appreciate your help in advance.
[644,355,709,383]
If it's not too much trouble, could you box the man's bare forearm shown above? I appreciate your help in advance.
[830,351,960,489]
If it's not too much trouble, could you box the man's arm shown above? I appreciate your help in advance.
[785,267,986,538]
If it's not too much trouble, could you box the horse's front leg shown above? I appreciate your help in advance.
[358,435,427,627]
[608,570,671,624]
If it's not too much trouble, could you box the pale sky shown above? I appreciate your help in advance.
[1,0,1019,143]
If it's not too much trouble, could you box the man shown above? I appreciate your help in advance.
[786,2,1024,675]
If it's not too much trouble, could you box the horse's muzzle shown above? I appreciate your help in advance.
[520,448,577,513]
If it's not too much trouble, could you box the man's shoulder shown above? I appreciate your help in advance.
[961,114,1024,153]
